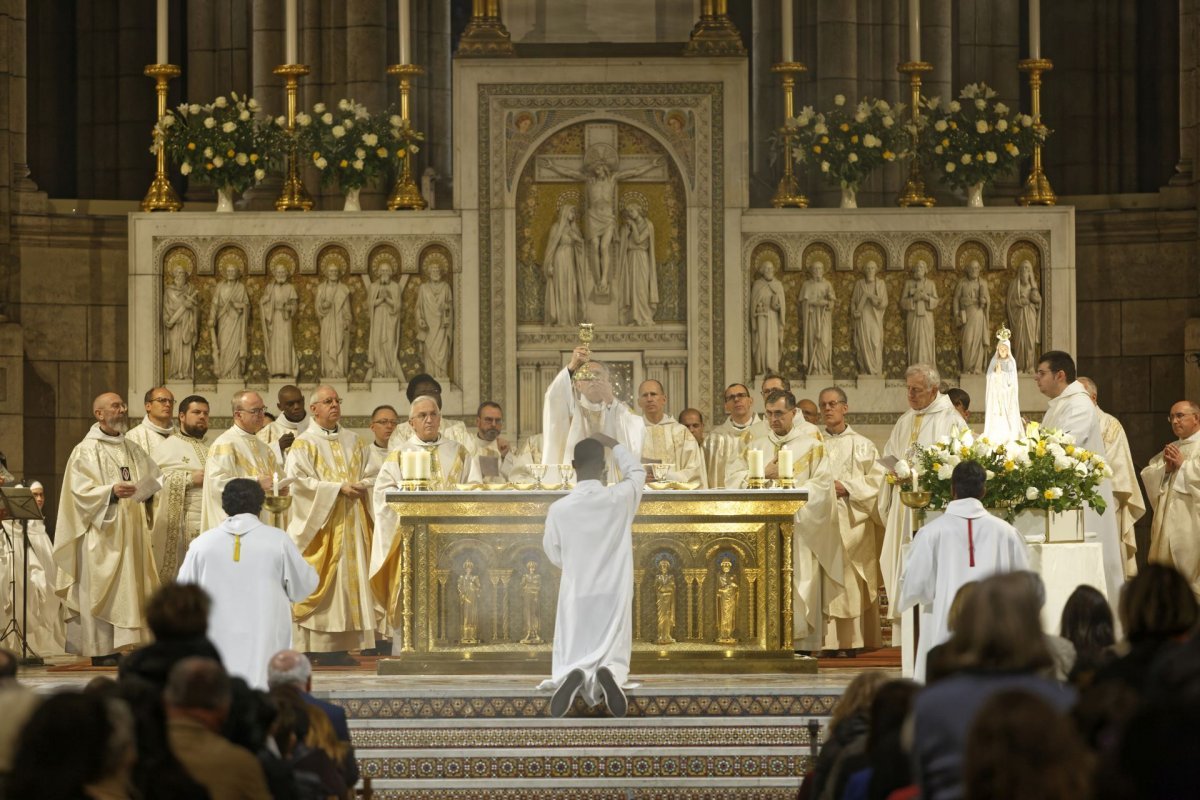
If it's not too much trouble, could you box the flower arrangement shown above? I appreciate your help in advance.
[157,92,272,193]
[385,112,426,171]
[889,423,1111,515]
[923,83,1046,193]
[290,99,393,191]
[788,95,908,192]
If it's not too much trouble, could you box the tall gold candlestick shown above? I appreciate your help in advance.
[1017,58,1056,206]
[386,63,428,211]
[141,64,182,212]
[897,61,935,207]
[274,64,314,211]
[684,0,746,57]
[770,62,808,209]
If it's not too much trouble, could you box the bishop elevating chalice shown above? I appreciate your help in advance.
[573,322,598,383]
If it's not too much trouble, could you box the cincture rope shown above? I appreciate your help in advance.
[967,519,975,568]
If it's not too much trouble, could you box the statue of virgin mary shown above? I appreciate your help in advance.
[982,326,1023,444]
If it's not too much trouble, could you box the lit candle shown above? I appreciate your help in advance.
[780,0,793,63]
[748,449,765,479]
[908,0,921,62]
[399,0,411,65]
[156,0,168,64]
[272,471,279,497]
[1028,0,1041,60]
[778,448,794,479]
[285,0,298,65]
[912,464,921,493]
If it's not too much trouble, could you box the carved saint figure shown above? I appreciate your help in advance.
[617,200,659,326]
[543,203,587,326]
[458,559,481,644]
[654,558,677,645]
[209,256,250,380]
[851,259,887,375]
[163,261,199,380]
[716,558,738,644]
[259,257,298,379]
[520,559,543,645]
[366,259,404,380]
[901,259,940,368]
[315,259,352,379]
[750,259,786,377]
[953,260,991,374]
[417,256,453,378]
[799,260,835,375]
[1006,259,1043,372]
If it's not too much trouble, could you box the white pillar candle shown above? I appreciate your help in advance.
[419,449,432,480]
[748,449,765,479]
[399,0,412,65]
[156,0,168,64]
[780,0,793,63]
[1029,0,1041,60]
[272,471,279,496]
[908,0,921,62]
[400,451,412,481]
[912,464,921,493]
[778,448,794,479]
[285,0,298,64]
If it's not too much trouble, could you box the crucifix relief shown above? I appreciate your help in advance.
[537,123,665,323]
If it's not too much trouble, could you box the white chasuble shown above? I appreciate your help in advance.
[1099,409,1145,579]
[285,427,378,653]
[149,432,209,584]
[126,418,175,459]
[710,415,767,459]
[53,425,162,656]
[463,435,515,483]
[388,418,472,451]
[201,425,281,532]
[542,367,645,483]
[257,415,310,465]
[1141,429,1200,601]
[641,416,707,487]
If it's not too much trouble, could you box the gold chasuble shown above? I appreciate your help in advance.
[149,431,209,583]
[286,426,379,653]
[201,425,281,531]
[1141,429,1200,600]
[641,415,707,487]
[53,424,162,656]
[700,432,736,489]
[1099,409,1145,578]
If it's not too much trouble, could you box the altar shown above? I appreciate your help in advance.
[375,489,816,675]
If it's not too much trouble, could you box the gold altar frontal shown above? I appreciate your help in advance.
[378,489,816,676]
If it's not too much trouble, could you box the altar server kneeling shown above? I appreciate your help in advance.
[540,435,645,717]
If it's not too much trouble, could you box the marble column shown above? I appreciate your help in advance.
[1173,0,1198,188]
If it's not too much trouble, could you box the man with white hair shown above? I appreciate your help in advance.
[267,649,358,786]
[201,390,282,531]
[1,481,65,655]
[877,365,963,656]
[1140,400,1200,600]
[1079,376,1144,578]
[285,385,378,662]
[54,392,162,664]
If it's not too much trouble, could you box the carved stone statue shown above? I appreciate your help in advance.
[654,557,677,645]
[543,203,587,326]
[1006,259,1043,372]
[953,260,991,374]
[417,255,453,378]
[163,260,199,380]
[901,259,940,368]
[750,258,786,377]
[520,559,543,645]
[458,559,481,644]
[851,260,887,375]
[617,198,659,326]
[259,256,298,379]
[366,259,404,381]
[208,255,249,380]
[315,259,352,379]
[716,558,738,644]
[799,260,835,375]
[984,328,1023,444]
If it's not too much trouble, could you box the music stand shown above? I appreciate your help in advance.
[0,487,44,665]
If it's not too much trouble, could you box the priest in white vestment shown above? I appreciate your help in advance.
[1035,352,1122,611]
[367,405,401,474]
[510,433,545,483]
[285,386,379,656]
[898,462,1030,682]
[542,347,645,483]
[54,393,163,662]
[1140,401,1200,600]
[201,391,282,531]
[387,374,473,450]
[177,478,318,689]
[679,408,735,489]
[149,395,211,583]
[878,365,964,643]
[710,383,765,454]
[0,481,66,656]
[126,387,176,458]
[465,401,515,482]
[257,385,310,464]
[637,380,705,486]
[728,390,839,650]
[1080,377,1146,578]
[540,436,644,717]
[818,387,884,651]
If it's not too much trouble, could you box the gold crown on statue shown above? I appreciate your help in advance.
[996,325,1012,343]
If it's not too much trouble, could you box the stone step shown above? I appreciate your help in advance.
[366,780,803,799]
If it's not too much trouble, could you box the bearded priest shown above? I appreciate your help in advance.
[149,394,211,584]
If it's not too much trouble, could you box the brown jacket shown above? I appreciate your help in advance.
[168,715,272,800]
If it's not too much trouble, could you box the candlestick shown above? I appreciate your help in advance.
[1029,0,1041,60]
[778,448,794,479]
[399,0,411,65]
[771,61,809,209]
[156,0,168,64]
[386,63,428,210]
[285,0,298,65]
[908,0,921,62]
[140,63,182,212]
[896,60,936,207]
[273,63,314,210]
[781,0,793,63]
[1017,58,1056,205]
[683,0,747,56]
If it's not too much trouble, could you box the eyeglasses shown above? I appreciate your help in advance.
[315,397,342,406]
[819,400,846,410]
[149,397,174,405]
[1168,412,1198,422]
[724,392,750,402]
[236,407,266,415]
[372,418,400,426]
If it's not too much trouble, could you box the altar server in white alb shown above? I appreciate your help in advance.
[0,481,66,656]
[201,390,282,531]
[541,436,645,718]
[178,479,318,689]
[636,380,706,486]
[1034,350,1121,610]
[1140,400,1200,600]
[285,385,378,659]
[898,462,1030,682]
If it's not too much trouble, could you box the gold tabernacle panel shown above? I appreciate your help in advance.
[376,490,816,675]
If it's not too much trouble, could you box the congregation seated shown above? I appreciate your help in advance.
[268,649,359,790]
[119,582,223,689]
[1059,584,1117,686]
[802,670,889,800]
[835,679,920,800]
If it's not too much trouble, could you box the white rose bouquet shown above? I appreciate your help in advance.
[292,99,393,190]
[788,94,908,192]
[157,92,273,193]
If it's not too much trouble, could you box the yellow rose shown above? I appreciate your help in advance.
[1065,445,1075,455]
[850,134,859,144]
[820,135,829,144]
[883,150,895,160]
[227,149,235,158]
[205,163,214,170]
[339,159,349,168]
[312,151,321,159]
[812,145,822,154]
[187,142,196,150]
[376,147,388,158]
[1004,460,1015,471]
[839,123,850,132]
[249,153,259,163]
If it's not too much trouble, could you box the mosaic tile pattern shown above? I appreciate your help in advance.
[352,724,817,749]
[372,790,800,800]
[359,752,811,781]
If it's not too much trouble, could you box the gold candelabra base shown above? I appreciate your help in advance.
[683,8,746,57]
[746,477,770,490]
[1017,58,1057,206]
[274,64,314,212]
[141,64,183,212]
[897,61,936,208]
[457,15,516,57]
[387,63,428,211]
[775,477,796,490]
[401,479,433,491]
[771,62,809,209]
